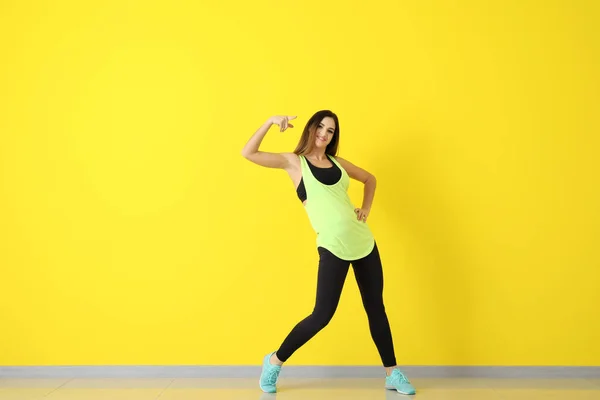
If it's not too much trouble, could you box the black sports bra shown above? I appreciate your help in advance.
[296,155,342,202]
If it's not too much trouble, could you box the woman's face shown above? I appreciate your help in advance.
[315,117,335,148]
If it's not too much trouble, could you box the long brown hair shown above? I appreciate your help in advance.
[293,110,340,156]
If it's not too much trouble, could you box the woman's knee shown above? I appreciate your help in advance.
[310,308,336,329]
[363,298,387,317]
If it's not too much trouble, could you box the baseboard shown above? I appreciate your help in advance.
[1,366,598,379]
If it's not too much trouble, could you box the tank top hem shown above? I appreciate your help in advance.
[316,237,375,262]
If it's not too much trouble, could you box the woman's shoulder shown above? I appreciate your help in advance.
[281,152,301,168]
[282,152,301,160]
[331,155,348,164]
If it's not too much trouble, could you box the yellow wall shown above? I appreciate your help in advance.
[1,0,599,366]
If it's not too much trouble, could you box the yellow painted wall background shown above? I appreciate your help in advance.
[1,0,599,366]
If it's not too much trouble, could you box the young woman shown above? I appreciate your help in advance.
[241,110,416,395]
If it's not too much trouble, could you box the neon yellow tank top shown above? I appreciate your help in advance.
[300,155,375,261]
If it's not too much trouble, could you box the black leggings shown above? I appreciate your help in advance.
[275,242,397,367]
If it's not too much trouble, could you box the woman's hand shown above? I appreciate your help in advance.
[269,115,296,132]
[354,207,370,222]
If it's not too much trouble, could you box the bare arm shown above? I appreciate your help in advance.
[335,156,377,214]
[241,116,297,169]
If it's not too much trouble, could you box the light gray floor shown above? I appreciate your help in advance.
[1,378,600,400]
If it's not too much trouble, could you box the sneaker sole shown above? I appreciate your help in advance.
[385,385,415,395]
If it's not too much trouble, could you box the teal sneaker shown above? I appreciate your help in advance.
[385,368,416,395]
[259,352,281,393]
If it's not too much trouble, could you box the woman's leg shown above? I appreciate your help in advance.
[351,242,397,369]
[275,246,350,362]
[352,243,417,395]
